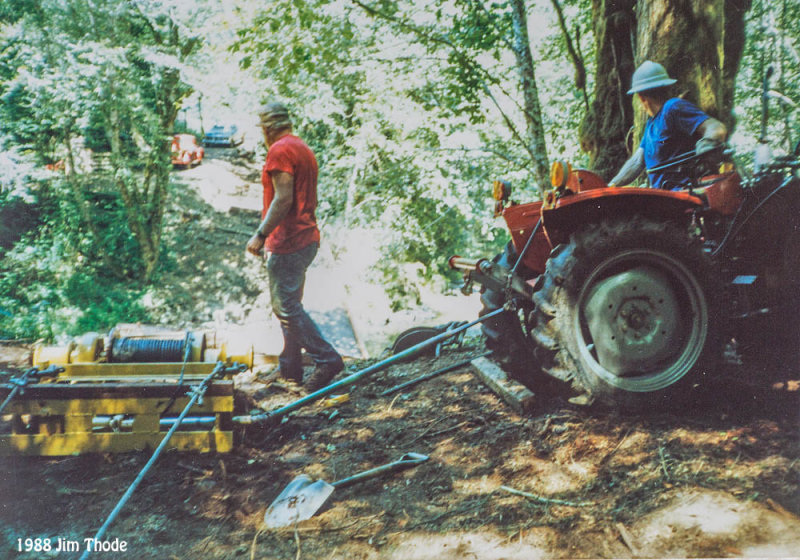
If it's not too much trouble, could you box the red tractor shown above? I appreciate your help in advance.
[452,128,800,411]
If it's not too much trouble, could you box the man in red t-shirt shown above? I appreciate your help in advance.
[246,102,344,390]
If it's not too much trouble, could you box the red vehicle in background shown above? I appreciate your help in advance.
[171,134,204,168]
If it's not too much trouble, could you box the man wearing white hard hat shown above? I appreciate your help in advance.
[609,60,727,190]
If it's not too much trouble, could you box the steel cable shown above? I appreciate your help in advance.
[78,364,232,560]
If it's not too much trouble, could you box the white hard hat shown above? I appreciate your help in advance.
[628,61,677,94]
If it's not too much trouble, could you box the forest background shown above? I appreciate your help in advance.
[0,0,798,343]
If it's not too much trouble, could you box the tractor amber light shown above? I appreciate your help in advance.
[550,160,571,188]
[492,180,510,201]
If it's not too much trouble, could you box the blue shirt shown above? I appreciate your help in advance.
[641,98,709,189]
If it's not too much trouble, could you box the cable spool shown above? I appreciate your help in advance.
[109,337,186,363]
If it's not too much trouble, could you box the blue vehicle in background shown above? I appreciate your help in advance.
[203,124,244,147]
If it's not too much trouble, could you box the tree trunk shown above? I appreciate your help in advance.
[581,0,637,180]
[141,66,185,282]
[721,0,752,130]
[105,84,151,278]
[105,87,166,283]
[102,55,188,283]
[509,0,550,192]
[345,136,367,228]
[142,140,174,281]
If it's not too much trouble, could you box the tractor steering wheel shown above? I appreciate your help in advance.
[645,150,701,174]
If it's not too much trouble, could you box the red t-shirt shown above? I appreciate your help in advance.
[261,134,321,254]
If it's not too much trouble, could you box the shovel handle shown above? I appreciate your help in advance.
[331,452,429,489]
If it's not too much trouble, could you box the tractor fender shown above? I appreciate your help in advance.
[541,187,703,246]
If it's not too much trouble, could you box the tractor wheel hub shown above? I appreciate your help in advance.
[583,266,681,376]
[617,300,657,339]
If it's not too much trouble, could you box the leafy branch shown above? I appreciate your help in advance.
[550,0,589,110]
[348,0,542,170]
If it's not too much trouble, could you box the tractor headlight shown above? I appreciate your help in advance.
[492,180,511,201]
[550,160,572,189]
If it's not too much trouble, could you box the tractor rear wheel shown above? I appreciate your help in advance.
[531,218,722,410]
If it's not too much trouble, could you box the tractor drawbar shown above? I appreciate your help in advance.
[449,255,534,299]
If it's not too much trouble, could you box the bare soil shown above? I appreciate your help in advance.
[1,151,799,559]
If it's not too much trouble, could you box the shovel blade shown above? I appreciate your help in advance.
[263,474,336,528]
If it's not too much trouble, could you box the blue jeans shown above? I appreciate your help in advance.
[267,242,342,377]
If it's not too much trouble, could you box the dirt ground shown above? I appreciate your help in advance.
[1,150,799,559]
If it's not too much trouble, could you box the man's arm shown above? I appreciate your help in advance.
[246,171,294,256]
[695,118,727,155]
[609,147,645,187]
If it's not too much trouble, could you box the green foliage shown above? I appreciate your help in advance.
[0,183,149,340]
[8,0,789,333]
[735,0,800,157]
[1,0,202,282]
[535,0,594,162]
[430,0,512,123]
[0,265,150,341]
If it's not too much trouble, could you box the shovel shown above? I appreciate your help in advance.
[264,452,429,528]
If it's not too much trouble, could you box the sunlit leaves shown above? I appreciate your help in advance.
[735,0,800,156]
[0,0,203,286]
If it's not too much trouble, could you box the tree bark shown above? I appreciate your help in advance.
[551,0,589,107]
[581,0,637,180]
[722,0,752,131]
[345,136,367,228]
[102,27,191,283]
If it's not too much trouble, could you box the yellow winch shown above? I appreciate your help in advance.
[0,326,253,456]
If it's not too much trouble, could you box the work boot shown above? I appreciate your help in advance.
[305,360,344,392]
[278,367,304,384]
